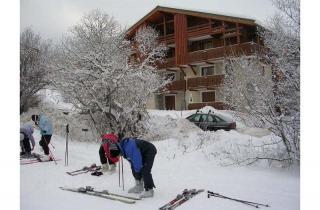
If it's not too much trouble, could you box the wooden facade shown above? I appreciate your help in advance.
[126,6,262,110]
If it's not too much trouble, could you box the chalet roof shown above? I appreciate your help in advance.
[126,5,258,36]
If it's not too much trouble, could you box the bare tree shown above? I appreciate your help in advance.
[20,28,51,113]
[51,10,168,137]
[223,0,300,163]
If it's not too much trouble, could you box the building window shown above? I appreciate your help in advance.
[201,66,214,76]
[202,91,215,102]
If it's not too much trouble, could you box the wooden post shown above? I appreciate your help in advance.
[174,14,188,65]
[236,22,240,44]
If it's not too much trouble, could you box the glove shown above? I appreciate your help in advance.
[91,171,103,176]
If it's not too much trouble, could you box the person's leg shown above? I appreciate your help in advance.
[141,152,156,190]
[99,146,110,171]
[20,133,26,155]
[99,146,108,164]
[40,135,51,155]
[128,165,143,193]
[22,137,31,154]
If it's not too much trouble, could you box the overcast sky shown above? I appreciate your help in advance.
[21,0,276,41]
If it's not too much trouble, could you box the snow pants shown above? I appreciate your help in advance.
[99,146,116,165]
[39,135,52,155]
[20,132,31,154]
[131,141,157,191]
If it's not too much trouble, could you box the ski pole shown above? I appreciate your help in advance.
[207,191,270,208]
[121,156,124,190]
[118,161,121,187]
[65,124,69,166]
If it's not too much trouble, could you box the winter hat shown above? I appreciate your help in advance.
[31,115,38,122]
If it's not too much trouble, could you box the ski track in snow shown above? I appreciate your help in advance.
[21,131,299,210]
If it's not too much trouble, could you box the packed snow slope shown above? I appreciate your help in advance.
[21,109,299,210]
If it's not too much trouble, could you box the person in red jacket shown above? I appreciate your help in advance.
[99,133,119,173]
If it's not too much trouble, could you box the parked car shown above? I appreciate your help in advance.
[186,110,236,131]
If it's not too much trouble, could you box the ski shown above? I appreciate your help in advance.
[207,191,270,208]
[20,158,61,165]
[159,189,204,210]
[66,164,101,176]
[59,186,136,204]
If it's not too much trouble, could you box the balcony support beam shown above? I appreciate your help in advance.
[188,64,197,75]
[178,66,187,77]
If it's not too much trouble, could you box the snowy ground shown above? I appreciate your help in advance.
[21,110,299,210]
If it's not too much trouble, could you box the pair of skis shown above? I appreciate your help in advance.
[66,164,102,176]
[60,186,140,204]
[207,191,270,208]
[20,153,58,165]
[159,189,204,210]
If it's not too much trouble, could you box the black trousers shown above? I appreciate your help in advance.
[131,142,157,190]
[39,135,52,155]
[99,146,116,165]
[20,133,31,154]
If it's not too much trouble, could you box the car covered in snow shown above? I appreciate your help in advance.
[186,110,236,131]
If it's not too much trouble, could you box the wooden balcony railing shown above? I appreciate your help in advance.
[158,33,175,44]
[188,101,225,110]
[225,42,259,56]
[188,47,225,63]
[188,42,259,64]
[157,57,175,69]
[162,80,186,92]
[187,75,224,90]
[187,23,211,38]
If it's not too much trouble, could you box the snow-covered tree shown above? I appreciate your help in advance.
[51,10,167,137]
[20,28,51,113]
[223,0,300,163]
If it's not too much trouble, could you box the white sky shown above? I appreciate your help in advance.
[21,0,277,41]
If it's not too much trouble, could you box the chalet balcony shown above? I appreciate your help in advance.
[188,101,225,110]
[187,75,224,90]
[158,33,175,44]
[161,80,186,92]
[157,56,175,69]
[188,42,259,64]
[187,23,212,38]
[157,42,259,69]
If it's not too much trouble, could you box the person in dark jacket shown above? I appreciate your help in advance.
[20,123,36,156]
[31,114,53,160]
[110,137,157,198]
[99,133,119,173]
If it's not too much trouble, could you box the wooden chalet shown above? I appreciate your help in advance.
[126,6,268,110]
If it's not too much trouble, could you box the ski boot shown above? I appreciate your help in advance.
[128,180,143,194]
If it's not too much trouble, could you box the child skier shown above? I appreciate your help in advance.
[20,123,35,156]
[31,114,53,161]
[99,133,119,173]
[110,137,157,198]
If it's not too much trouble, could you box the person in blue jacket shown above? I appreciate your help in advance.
[110,137,157,198]
[31,114,53,160]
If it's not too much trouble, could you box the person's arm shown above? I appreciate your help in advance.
[125,141,143,173]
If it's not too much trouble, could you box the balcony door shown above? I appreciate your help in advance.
[202,91,215,102]
[201,66,214,76]
[165,95,175,110]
